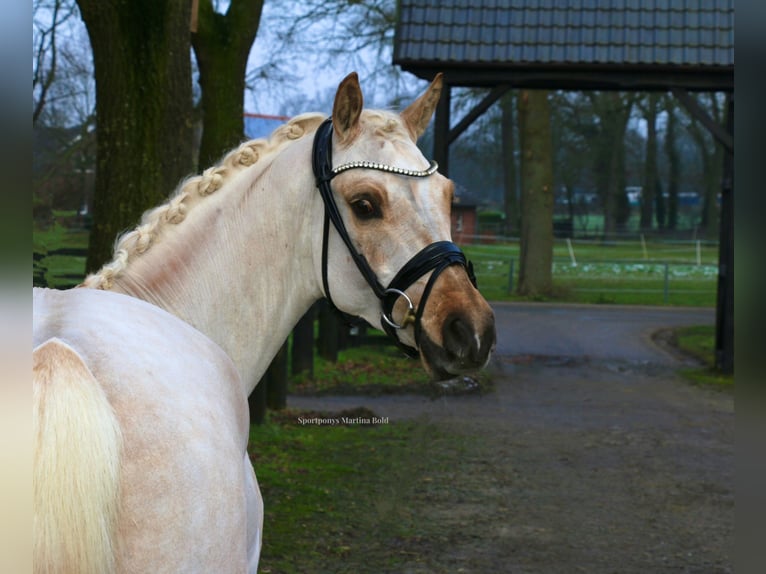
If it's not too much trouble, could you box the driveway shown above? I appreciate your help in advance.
[491,302,714,364]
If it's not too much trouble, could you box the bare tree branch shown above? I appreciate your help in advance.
[33,0,78,126]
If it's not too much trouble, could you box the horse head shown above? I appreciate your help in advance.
[317,73,496,379]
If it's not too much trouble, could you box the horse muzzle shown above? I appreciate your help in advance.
[413,268,496,380]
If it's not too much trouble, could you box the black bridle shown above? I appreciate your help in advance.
[311,118,476,358]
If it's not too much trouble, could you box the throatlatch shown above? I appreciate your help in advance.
[311,118,476,358]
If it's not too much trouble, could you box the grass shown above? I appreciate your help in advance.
[248,412,466,573]
[290,346,431,396]
[33,219,89,288]
[464,238,720,265]
[289,345,493,397]
[673,325,733,388]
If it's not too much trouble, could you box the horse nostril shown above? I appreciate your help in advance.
[443,315,479,363]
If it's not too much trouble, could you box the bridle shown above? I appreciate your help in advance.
[311,118,477,358]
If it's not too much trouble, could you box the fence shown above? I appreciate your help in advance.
[463,235,719,306]
[469,254,718,306]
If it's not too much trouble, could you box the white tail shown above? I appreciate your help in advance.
[33,338,122,574]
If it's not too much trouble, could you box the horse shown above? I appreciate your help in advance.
[33,72,496,573]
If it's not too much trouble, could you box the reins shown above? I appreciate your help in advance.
[311,118,476,358]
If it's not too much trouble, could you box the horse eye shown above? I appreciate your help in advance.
[351,198,380,220]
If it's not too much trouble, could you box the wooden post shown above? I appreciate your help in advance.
[715,94,734,374]
[266,341,289,411]
[248,378,267,426]
[291,304,315,378]
[317,300,339,362]
[433,83,451,176]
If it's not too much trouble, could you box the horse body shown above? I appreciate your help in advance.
[33,73,495,572]
[34,287,261,573]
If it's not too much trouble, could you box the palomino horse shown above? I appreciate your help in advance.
[33,73,495,573]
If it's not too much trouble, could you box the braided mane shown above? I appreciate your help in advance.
[81,113,325,290]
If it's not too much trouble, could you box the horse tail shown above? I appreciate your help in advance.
[33,338,123,574]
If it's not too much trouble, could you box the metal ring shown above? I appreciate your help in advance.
[381,288,416,330]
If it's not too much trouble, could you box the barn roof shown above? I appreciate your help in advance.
[393,0,734,91]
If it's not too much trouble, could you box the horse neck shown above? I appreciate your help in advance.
[109,136,324,394]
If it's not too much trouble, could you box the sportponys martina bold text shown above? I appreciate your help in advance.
[297,416,390,426]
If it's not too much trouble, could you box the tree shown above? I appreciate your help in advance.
[192,0,265,168]
[684,93,724,239]
[516,90,554,297]
[589,92,635,237]
[255,0,404,113]
[663,95,681,230]
[33,0,78,126]
[76,0,194,272]
[549,91,595,232]
[640,93,660,231]
[34,0,97,131]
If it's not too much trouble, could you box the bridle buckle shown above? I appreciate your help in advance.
[381,288,416,330]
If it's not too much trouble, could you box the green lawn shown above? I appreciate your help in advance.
[290,346,432,396]
[673,324,733,388]
[289,344,493,397]
[33,219,89,288]
[249,413,466,573]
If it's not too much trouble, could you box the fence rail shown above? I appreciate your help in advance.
[469,254,717,306]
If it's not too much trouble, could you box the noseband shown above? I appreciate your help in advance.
[311,118,476,358]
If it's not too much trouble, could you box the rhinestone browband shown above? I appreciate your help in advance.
[331,159,439,178]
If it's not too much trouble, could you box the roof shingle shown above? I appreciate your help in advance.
[394,0,734,68]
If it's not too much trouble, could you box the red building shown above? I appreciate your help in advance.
[450,186,478,245]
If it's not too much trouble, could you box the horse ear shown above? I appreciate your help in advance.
[332,72,364,145]
[401,73,443,142]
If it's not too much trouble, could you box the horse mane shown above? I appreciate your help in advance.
[81,113,326,290]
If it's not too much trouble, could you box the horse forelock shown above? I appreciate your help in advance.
[80,113,326,290]
[360,109,412,140]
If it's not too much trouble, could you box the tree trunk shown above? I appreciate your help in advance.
[77,0,194,272]
[516,90,554,297]
[641,94,659,231]
[664,97,680,230]
[501,91,519,236]
[192,0,264,168]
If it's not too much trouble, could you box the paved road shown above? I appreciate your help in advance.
[491,302,714,364]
